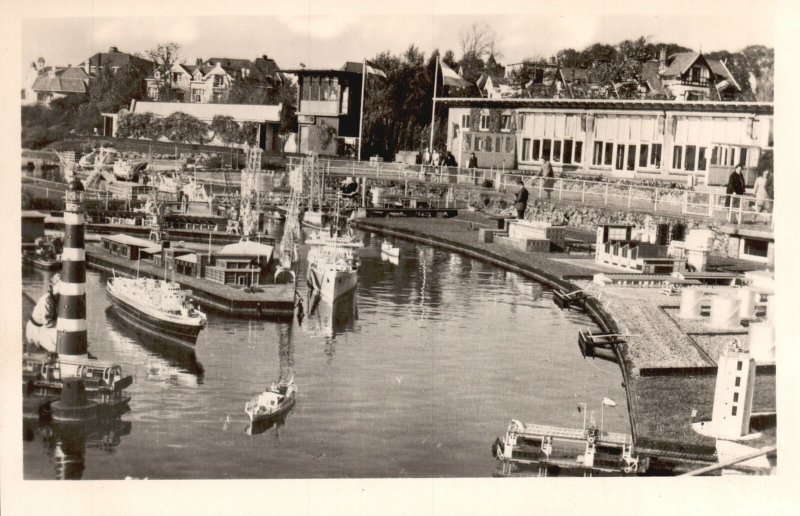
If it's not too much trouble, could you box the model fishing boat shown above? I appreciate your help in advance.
[106,277,207,346]
[23,237,61,270]
[245,375,297,424]
[380,241,400,259]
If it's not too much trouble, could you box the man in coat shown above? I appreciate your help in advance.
[514,180,529,220]
[725,164,746,208]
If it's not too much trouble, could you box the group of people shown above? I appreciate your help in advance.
[422,149,458,168]
[726,165,774,213]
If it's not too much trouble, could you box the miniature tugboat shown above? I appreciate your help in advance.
[245,375,297,424]
[380,241,400,259]
[23,236,62,271]
[106,277,207,346]
[306,206,363,302]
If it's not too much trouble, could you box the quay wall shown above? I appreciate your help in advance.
[352,217,769,467]
[85,247,295,319]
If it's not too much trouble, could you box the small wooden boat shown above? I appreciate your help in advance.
[381,241,400,259]
[245,376,297,424]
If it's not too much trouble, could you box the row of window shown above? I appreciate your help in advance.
[464,134,514,153]
[461,114,513,132]
[521,138,584,165]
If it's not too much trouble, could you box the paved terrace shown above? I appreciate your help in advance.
[353,213,775,466]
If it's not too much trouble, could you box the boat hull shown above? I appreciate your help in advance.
[381,248,399,259]
[247,395,296,424]
[23,255,61,271]
[307,266,358,302]
[106,287,204,346]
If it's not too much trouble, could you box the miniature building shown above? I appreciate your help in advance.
[203,240,275,286]
[493,219,565,253]
[595,223,685,274]
[711,343,757,439]
[101,234,160,261]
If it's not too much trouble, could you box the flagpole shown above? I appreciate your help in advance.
[358,59,367,162]
[428,55,440,154]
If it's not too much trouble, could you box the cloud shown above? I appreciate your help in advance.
[274,14,355,40]
[94,17,199,47]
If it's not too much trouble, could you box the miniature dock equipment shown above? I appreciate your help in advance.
[493,420,644,476]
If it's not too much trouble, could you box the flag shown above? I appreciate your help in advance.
[602,397,617,407]
[364,61,386,78]
[440,60,472,88]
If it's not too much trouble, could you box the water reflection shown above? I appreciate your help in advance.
[301,292,358,360]
[245,322,297,436]
[104,306,205,386]
[27,412,131,480]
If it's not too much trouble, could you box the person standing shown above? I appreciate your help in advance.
[468,152,478,169]
[514,179,529,220]
[753,169,772,213]
[431,149,440,168]
[423,149,431,166]
[725,164,746,208]
[543,162,555,200]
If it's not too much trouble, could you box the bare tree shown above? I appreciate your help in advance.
[459,22,499,61]
[146,42,181,100]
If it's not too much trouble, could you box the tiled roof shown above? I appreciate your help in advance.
[340,61,364,74]
[640,61,665,94]
[204,57,253,70]
[31,67,89,94]
[661,52,701,77]
[708,60,741,90]
[81,51,153,70]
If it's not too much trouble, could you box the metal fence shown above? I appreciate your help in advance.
[285,157,773,227]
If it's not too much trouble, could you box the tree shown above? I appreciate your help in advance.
[160,112,209,144]
[618,37,652,63]
[227,76,268,104]
[146,43,181,102]
[88,63,149,112]
[459,22,497,62]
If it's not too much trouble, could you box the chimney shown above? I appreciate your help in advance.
[659,47,667,73]
[109,46,119,53]
[37,57,45,70]
[196,58,202,66]
[262,55,269,60]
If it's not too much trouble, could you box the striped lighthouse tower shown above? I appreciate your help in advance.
[57,178,88,372]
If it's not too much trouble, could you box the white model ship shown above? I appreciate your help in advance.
[106,277,207,346]
[306,226,363,302]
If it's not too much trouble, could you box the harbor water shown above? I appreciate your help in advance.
[22,231,628,479]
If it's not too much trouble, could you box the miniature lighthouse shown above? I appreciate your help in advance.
[57,179,89,374]
[710,340,756,439]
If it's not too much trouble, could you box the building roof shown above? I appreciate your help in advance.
[130,100,282,123]
[80,48,154,70]
[341,61,365,74]
[640,61,665,95]
[219,240,274,256]
[708,59,741,91]
[662,52,702,77]
[102,233,159,248]
[175,253,198,264]
[31,67,90,94]
[437,97,774,114]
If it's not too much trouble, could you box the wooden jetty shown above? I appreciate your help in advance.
[577,330,628,362]
[553,289,590,311]
[493,420,644,477]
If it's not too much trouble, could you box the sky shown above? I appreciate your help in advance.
[18,0,775,76]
